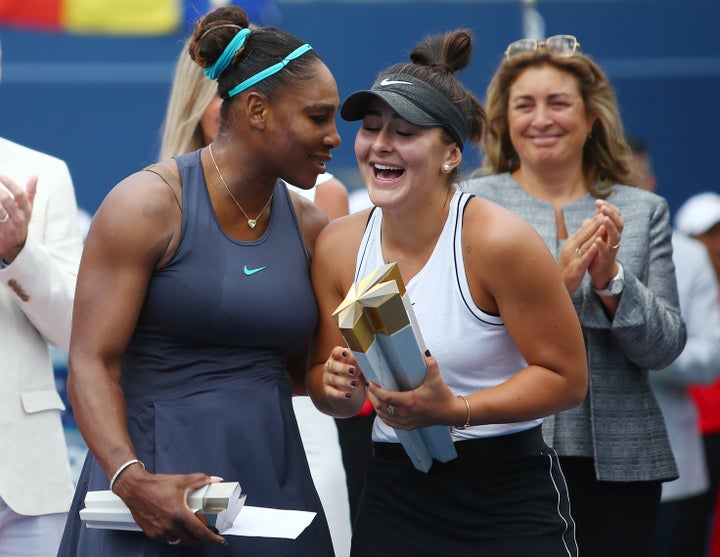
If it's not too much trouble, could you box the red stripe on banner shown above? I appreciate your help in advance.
[0,0,62,31]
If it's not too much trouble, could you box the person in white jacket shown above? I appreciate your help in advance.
[0,44,84,555]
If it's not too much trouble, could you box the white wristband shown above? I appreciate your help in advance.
[109,459,145,492]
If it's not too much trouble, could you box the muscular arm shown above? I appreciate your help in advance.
[66,171,223,544]
[463,200,588,425]
[67,172,179,477]
[307,212,369,417]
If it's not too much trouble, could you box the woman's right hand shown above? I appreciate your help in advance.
[587,200,624,290]
[113,467,226,546]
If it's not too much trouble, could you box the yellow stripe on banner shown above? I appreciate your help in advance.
[62,0,181,35]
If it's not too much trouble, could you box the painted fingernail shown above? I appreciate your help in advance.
[342,350,348,357]
[220,539,229,546]
[425,349,431,357]
[351,380,358,387]
[348,366,355,375]
[344,392,352,399]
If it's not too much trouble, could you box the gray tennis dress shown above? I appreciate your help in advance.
[57,149,334,556]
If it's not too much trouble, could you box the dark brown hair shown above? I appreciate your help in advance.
[381,29,486,149]
[188,6,322,102]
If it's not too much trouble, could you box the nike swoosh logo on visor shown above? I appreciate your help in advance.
[379,78,412,86]
[243,265,267,276]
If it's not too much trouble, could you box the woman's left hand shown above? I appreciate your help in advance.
[366,351,457,430]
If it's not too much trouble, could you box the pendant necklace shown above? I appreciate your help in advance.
[208,143,273,229]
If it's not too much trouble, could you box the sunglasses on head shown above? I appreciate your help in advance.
[504,35,581,58]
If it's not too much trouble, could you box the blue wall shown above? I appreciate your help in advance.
[1,1,718,217]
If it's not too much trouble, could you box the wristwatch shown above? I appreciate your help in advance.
[594,262,624,297]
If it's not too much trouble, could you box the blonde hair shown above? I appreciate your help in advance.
[481,49,634,196]
[159,40,218,159]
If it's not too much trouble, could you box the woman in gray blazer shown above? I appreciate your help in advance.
[466,35,686,557]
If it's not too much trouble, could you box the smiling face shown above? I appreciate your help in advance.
[265,62,342,189]
[354,98,458,210]
[507,64,596,172]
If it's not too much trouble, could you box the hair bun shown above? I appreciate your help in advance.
[431,62,453,74]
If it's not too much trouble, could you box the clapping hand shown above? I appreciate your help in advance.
[0,174,36,263]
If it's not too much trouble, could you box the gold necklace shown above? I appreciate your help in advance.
[207,143,273,229]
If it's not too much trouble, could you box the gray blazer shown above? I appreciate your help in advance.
[466,173,685,482]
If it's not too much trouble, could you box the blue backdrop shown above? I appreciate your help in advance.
[1,0,718,218]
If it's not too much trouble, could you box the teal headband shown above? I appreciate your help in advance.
[203,28,251,80]
[226,43,313,98]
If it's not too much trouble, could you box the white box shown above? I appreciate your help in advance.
[80,481,246,533]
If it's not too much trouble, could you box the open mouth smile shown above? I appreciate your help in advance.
[373,163,405,181]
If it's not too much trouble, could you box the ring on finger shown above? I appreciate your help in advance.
[608,241,620,250]
[575,246,582,255]
[386,404,395,417]
[325,361,331,371]
[0,213,8,223]
[167,538,181,545]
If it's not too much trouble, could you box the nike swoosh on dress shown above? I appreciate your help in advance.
[243,265,267,276]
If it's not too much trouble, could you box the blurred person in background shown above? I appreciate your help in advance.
[675,191,720,557]
[628,138,720,557]
[0,40,84,556]
[467,36,686,557]
[157,35,352,556]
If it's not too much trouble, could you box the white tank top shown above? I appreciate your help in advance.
[355,190,542,441]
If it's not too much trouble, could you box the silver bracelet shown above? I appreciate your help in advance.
[109,458,145,492]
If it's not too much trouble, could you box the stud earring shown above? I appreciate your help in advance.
[442,163,452,172]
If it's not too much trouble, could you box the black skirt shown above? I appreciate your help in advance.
[351,426,577,557]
